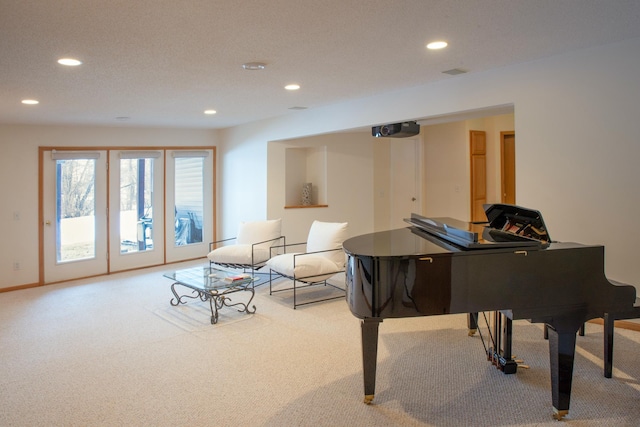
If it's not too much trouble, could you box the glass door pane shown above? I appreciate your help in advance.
[56,158,97,262]
[174,157,204,246]
[119,158,154,253]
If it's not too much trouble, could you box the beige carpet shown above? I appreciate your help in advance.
[1,260,640,426]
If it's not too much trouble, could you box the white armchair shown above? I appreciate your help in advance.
[207,219,284,280]
[266,220,348,308]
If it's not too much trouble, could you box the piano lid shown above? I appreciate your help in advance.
[404,203,551,250]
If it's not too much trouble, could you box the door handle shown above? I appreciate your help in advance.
[45,220,51,226]
[411,197,416,201]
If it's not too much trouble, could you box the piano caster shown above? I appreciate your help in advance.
[468,328,477,336]
[364,394,374,404]
[553,408,568,421]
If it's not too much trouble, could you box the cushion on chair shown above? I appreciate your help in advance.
[236,219,282,250]
[207,219,281,266]
[306,220,348,266]
[207,244,271,265]
[266,253,340,282]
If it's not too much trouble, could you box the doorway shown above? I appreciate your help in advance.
[390,138,420,229]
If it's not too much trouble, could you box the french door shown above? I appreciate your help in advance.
[108,150,165,272]
[43,150,108,283]
[41,148,214,284]
[165,150,214,263]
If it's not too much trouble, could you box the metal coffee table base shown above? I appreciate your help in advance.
[170,282,256,324]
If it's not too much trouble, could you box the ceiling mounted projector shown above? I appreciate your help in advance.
[372,121,420,138]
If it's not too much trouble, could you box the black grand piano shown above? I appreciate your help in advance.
[343,204,636,420]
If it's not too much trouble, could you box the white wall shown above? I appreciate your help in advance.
[0,124,218,289]
[422,114,515,220]
[423,121,468,218]
[220,37,640,289]
[373,138,392,232]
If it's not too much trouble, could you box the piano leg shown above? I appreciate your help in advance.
[545,323,584,340]
[604,313,615,378]
[467,312,478,336]
[546,325,577,420]
[362,317,382,404]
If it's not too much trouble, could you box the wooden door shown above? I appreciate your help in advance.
[469,130,487,222]
[501,131,516,204]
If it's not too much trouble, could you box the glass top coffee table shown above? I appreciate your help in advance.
[164,266,257,324]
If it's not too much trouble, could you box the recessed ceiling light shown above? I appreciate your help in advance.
[426,41,448,50]
[285,84,300,91]
[21,99,39,105]
[58,58,82,66]
[242,62,266,70]
[204,110,217,115]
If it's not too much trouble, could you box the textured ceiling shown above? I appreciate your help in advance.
[1,0,640,129]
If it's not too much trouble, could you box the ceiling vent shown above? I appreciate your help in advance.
[442,68,468,75]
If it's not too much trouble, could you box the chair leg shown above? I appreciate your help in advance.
[269,270,273,295]
[293,278,297,309]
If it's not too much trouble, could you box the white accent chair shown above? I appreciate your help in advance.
[266,220,348,308]
[207,219,284,281]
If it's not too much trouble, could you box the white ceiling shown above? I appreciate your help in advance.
[2,0,640,129]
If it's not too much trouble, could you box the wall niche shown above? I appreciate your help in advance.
[284,146,327,208]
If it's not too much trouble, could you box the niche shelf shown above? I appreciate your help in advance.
[284,146,327,209]
[284,204,329,209]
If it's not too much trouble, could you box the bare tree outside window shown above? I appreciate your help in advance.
[59,159,95,218]
[57,159,96,261]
